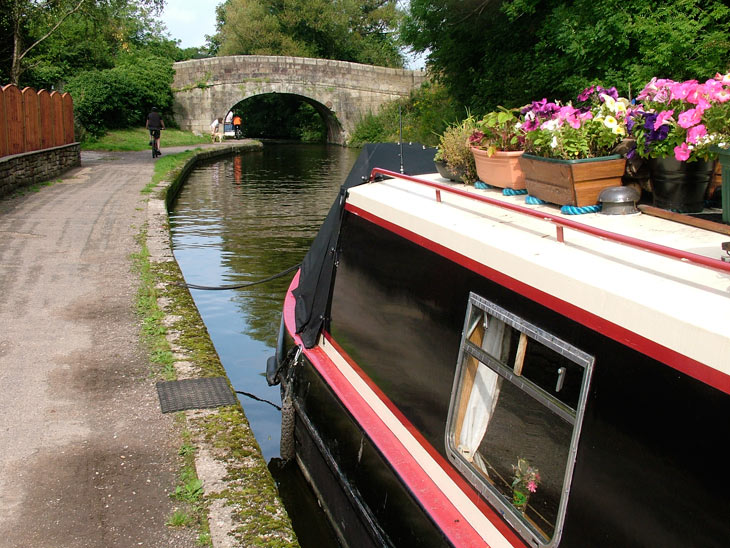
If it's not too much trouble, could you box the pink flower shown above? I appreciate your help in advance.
[712,88,730,103]
[653,110,674,130]
[670,80,697,101]
[674,142,691,161]
[687,124,707,144]
[527,481,537,493]
[715,72,730,85]
[677,108,704,129]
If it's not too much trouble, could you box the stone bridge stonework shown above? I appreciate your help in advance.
[172,55,426,145]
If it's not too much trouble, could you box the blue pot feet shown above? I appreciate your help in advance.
[560,204,601,215]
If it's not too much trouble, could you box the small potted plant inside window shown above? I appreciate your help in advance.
[511,457,541,514]
[520,86,629,208]
[434,115,479,185]
[469,106,527,189]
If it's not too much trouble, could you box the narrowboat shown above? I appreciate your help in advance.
[266,143,730,547]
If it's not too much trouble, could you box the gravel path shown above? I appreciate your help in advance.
[0,149,198,548]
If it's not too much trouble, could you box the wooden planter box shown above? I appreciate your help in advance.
[520,154,627,207]
[471,147,526,189]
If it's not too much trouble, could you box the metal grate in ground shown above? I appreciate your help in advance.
[156,377,237,413]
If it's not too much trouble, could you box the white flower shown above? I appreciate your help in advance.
[550,135,558,148]
[615,98,629,113]
[603,115,618,129]
[601,94,617,112]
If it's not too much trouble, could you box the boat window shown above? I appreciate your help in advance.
[446,293,594,547]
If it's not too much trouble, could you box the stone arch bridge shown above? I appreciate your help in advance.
[172,55,426,145]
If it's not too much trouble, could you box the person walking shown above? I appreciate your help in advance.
[146,107,165,157]
[211,118,222,142]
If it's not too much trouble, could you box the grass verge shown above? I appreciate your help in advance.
[133,151,212,544]
[143,149,199,194]
[82,127,210,151]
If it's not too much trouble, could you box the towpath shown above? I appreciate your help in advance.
[0,144,247,547]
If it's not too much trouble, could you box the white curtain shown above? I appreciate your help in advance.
[458,315,505,466]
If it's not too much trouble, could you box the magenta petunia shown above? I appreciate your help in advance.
[674,142,691,161]
[653,110,674,130]
[687,124,707,144]
[677,108,703,129]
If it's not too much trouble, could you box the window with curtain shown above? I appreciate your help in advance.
[446,293,594,546]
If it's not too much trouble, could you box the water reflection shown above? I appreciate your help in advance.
[169,143,358,462]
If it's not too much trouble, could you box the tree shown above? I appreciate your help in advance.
[4,0,164,85]
[214,0,405,67]
[401,0,730,113]
[66,53,174,136]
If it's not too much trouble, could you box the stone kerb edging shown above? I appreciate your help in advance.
[147,140,298,547]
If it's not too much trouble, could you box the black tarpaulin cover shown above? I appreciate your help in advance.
[293,142,437,348]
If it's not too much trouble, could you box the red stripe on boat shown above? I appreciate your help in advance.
[284,272,526,548]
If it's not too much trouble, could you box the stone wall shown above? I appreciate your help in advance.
[172,56,426,145]
[0,143,81,197]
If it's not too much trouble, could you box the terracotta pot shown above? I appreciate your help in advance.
[648,156,713,213]
[519,154,627,207]
[471,147,526,189]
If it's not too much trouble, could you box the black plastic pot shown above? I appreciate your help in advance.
[648,156,714,213]
[434,160,463,182]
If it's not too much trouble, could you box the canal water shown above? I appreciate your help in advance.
[168,143,360,546]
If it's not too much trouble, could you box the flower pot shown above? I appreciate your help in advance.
[512,487,529,514]
[471,147,526,189]
[434,160,463,182]
[648,156,714,213]
[520,154,627,207]
[714,148,730,224]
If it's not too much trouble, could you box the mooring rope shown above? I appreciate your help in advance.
[181,263,301,291]
[235,390,282,411]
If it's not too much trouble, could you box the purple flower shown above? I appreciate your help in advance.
[626,116,636,133]
[643,112,658,131]
[577,86,595,102]
[597,86,619,100]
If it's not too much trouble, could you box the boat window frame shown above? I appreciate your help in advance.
[445,292,595,547]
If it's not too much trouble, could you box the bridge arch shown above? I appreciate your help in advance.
[172,55,426,145]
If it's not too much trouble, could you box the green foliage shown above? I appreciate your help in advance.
[66,55,174,136]
[235,94,327,142]
[215,0,404,67]
[471,107,524,155]
[402,0,730,112]
[349,81,461,146]
[437,115,479,184]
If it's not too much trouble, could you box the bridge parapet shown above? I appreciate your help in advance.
[172,55,426,144]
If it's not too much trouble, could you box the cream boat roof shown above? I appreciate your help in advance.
[345,173,730,375]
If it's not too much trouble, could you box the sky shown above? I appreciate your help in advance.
[158,0,426,69]
[159,0,220,49]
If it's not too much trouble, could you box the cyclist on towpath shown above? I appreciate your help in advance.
[146,107,165,157]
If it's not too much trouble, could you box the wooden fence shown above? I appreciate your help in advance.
[0,84,75,158]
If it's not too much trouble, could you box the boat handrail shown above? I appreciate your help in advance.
[369,168,730,275]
